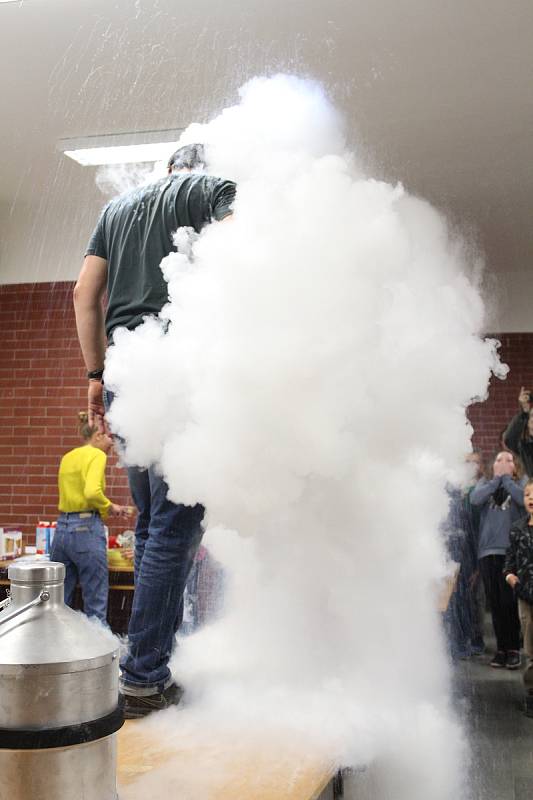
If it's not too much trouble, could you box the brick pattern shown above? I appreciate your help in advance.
[0,282,132,547]
[1,283,532,545]
[469,334,533,467]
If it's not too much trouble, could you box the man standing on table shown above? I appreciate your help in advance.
[74,144,236,718]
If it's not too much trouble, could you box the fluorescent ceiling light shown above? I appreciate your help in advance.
[58,129,183,166]
[63,142,180,167]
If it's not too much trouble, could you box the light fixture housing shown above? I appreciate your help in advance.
[58,129,183,166]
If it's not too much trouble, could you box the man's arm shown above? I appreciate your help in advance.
[73,255,108,430]
[504,388,531,453]
[504,412,529,454]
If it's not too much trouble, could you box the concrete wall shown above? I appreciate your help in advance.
[492,268,533,333]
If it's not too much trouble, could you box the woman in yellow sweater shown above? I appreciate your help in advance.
[51,412,130,623]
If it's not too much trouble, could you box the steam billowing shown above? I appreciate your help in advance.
[107,75,505,799]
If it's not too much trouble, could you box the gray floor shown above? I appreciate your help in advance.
[454,650,533,800]
[341,639,533,800]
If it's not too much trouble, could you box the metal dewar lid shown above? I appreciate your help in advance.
[8,560,65,584]
[1,563,120,729]
[1,560,119,672]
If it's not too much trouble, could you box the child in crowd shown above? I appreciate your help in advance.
[470,451,525,669]
[504,479,533,717]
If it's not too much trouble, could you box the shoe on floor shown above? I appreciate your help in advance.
[506,650,521,670]
[120,683,184,720]
[489,650,506,668]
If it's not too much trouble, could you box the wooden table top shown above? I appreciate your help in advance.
[117,718,335,800]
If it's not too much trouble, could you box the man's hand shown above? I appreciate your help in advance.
[506,573,520,589]
[74,255,108,415]
[519,387,531,414]
[88,380,106,433]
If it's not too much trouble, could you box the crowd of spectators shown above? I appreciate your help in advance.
[444,387,533,717]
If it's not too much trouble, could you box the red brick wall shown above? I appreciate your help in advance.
[1,283,532,546]
[469,334,533,466]
[0,282,132,548]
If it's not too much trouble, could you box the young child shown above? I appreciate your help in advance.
[504,479,533,717]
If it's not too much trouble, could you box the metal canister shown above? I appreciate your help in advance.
[0,561,123,800]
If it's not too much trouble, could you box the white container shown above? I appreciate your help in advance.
[35,522,55,555]
[0,528,23,560]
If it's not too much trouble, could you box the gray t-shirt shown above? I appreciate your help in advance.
[86,173,236,339]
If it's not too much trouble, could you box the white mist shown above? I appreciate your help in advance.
[106,74,505,799]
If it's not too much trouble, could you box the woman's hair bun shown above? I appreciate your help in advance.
[78,410,95,441]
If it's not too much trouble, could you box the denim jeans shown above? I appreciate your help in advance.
[50,512,108,623]
[104,388,204,694]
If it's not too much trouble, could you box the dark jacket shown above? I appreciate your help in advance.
[504,411,533,478]
[504,515,533,605]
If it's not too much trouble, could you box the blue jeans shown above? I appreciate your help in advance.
[50,512,108,623]
[104,388,204,694]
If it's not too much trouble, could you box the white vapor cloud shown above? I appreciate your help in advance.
[107,74,505,800]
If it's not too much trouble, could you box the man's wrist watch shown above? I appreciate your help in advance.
[87,368,104,382]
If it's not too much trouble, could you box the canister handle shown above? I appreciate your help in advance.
[0,590,50,627]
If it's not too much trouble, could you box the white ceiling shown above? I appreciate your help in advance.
[0,0,532,327]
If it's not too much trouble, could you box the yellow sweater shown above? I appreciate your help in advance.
[58,444,112,519]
